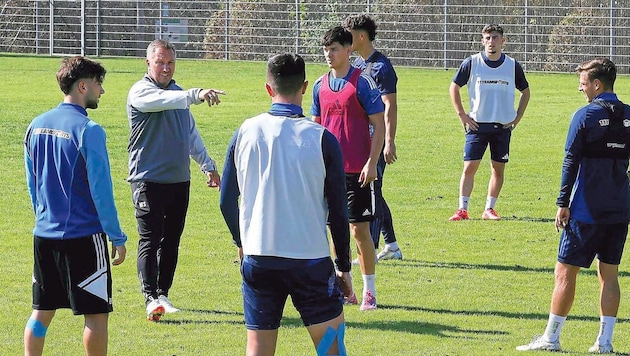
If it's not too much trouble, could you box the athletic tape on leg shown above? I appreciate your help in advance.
[316,323,346,356]
[26,318,48,338]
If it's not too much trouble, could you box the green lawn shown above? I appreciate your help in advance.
[2,53,630,355]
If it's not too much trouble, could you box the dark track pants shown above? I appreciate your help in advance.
[131,181,190,301]
[370,152,397,249]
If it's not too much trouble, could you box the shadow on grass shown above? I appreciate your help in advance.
[158,308,244,325]
[400,259,554,274]
[398,259,630,277]
[182,308,243,316]
[377,304,630,324]
[345,320,505,338]
[159,307,630,355]
[496,216,556,223]
[278,316,503,338]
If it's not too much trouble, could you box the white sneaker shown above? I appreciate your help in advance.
[516,335,561,352]
[146,297,165,322]
[376,247,403,261]
[158,295,180,313]
[588,341,614,354]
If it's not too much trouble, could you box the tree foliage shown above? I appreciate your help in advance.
[1,0,629,71]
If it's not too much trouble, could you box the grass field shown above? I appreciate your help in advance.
[2,53,630,355]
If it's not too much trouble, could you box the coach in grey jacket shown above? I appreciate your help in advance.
[127,39,224,321]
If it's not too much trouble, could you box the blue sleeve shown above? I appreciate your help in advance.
[514,60,529,91]
[82,123,127,246]
[24,132,37,212]
[357,74,385,115]
[219,130,242,247]
[322,130,351,272]
[557,108,585,207]
[309,78,323,117]
[374,59,398,95]
[453,56,472,87]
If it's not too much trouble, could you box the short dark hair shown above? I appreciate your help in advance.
[577,58,617,90]
[147,39,177,59]
[482,24,504,36]
[267,53,305,96]
[343,14,377,41]
[56,56,106,95]
[321,26,353,47]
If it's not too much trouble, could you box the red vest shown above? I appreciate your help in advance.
[319,69,371,173]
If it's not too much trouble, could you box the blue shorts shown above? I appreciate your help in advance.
[558,219,628,267]
[463,123,512,162]
[241,257,343,330]
[346,173,375,223]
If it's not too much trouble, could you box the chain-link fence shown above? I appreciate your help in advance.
[1,0,629,72]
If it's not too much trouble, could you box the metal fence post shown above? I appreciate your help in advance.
[81,0,85,56]
[296,0,300,55]
[225,0,230,60]
[443,0,447,69]
[49,0,53,56]
[610,0,615,62]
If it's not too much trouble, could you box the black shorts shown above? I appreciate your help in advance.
[345,173,375,223]
[32,233,113,315]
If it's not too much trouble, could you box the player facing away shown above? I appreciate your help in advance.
[517,58,630,353]
[344,14,403,262]
[24,56,127,356]
[311,26,385,311]
[220,52,352,356]
[448,24,530,221]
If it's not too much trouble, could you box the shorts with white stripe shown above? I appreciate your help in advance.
[32,233,113,315]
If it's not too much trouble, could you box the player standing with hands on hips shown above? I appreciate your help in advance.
[127,39,224,321]
[448,24,530,221]
[517,58,630,353]
[24,56,127,356]
[220,53,352,355]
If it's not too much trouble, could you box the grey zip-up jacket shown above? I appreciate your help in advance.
[126,74,216,183]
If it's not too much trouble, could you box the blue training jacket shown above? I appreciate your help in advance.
[557,92,630,224]
[24,103,127,246]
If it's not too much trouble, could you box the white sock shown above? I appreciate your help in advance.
[459,196,470,210]
[596,315,616,345]
[362,274,376,298]
[543,313,566,342]
[385,242,399,251]
[485,196,497,210]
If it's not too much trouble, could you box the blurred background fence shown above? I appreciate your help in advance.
[1,0,629,72]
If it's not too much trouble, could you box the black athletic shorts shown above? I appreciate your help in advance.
[32,233,113,315]
[345,173,375,223]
